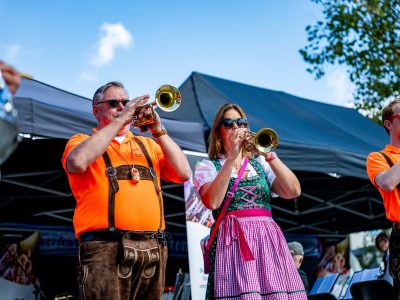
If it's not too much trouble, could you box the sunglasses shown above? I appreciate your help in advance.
[96,99,130,108]
[220,118,248,129]
[391,114,400,120]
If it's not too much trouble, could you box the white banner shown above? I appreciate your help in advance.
[183,152,213,300]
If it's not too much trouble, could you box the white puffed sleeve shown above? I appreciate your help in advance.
[255,155,278,198]
[193,159,218,195]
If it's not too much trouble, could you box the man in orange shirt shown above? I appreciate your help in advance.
[62,81,191,300]
[367,99,400,299]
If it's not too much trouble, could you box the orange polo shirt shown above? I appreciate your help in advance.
[367,145,400,222]
[62,130,169,238]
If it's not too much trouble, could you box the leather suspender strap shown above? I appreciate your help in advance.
[103,151,118,231]
[134,137,163,232]
[206,158,249,251]
[102,137,164,233]
[379,151,400,191]
[380,151,394,167]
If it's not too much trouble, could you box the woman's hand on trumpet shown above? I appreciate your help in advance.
[224,127,247,160]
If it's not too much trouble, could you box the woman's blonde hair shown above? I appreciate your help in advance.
[208,103,253,160]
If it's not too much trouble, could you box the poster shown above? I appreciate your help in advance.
[0,231,42,299]
[184,152,211,300]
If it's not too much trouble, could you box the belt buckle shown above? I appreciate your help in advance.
[106,166,117,177]
[151,231,169,246]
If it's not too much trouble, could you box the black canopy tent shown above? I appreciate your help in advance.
[159,72,391,235]
[13,77,206,151]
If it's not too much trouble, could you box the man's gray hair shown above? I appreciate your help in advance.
[92,81,128,105]
[288,241,304,256]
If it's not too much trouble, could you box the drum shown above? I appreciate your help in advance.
[0,70,18,165]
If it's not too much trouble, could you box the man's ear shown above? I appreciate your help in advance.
[383,120,391,131]
[299,256,303,265]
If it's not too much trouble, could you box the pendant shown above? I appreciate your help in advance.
[131,167,141,184]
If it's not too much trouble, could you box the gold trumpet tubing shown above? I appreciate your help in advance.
[20,72,33,79]
[241,131,257,154]
[132,105,156,127]
[132,84,181,128]
[242,128,279,155]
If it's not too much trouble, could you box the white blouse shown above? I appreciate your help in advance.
[193,154,277,198]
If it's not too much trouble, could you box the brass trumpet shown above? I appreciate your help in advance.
[243,128,278,155]
[132,84,181,128]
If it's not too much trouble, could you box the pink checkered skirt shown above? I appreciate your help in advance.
[214,212,307,299]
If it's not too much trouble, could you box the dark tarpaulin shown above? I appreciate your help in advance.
[158,72,391,235]
[160,72,387,179]
[13,77,206,152]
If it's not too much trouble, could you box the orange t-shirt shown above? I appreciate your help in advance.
[62,130,169,238]
[366,144,400,222]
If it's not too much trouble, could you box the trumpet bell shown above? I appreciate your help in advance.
[155,84,181,112]
[254,128,278,154]
[132,85,181,129]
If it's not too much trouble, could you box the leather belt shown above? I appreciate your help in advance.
[79,230,170,244]
[79,230,126,242]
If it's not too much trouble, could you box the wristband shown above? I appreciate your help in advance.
[265,152,277,162]
[152,126,167,139]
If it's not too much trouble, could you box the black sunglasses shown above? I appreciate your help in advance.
[96,99,130,108]
[221,118,248,129]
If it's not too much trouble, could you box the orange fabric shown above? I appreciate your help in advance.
[62,130,171,238]
[366,145,400,222]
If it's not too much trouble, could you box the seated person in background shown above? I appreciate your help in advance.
[288,241,309,293]
[375,232,393,285]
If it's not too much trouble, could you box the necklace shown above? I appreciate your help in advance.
[233,157,243,173]
[110,141,140,184]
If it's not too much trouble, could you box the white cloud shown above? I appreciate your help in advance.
[90,22,133,66]
[1,44,21,63]
[326,68,355,107]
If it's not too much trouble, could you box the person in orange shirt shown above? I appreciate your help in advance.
[367,99,400,299]
[62,81,191,300]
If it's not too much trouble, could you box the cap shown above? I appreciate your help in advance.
[288,241,304,256]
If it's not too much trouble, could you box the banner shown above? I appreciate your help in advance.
[317,237,351,276]
[0,223,78,256]
[0,230,42,299]
[184,152,210,300]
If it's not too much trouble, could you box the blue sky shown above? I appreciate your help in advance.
[1,0,354,107]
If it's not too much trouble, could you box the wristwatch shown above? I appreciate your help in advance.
[152,126,167,139]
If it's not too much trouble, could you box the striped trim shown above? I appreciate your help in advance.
[215,289,307,299]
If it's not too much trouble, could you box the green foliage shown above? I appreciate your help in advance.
[300,0,400,121]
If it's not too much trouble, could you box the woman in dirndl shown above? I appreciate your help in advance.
[194,103,307,300]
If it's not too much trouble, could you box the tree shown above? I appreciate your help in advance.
[300,0,400,122]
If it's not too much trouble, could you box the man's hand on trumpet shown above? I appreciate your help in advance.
[147,110,163,136]
[0,61,21,95]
